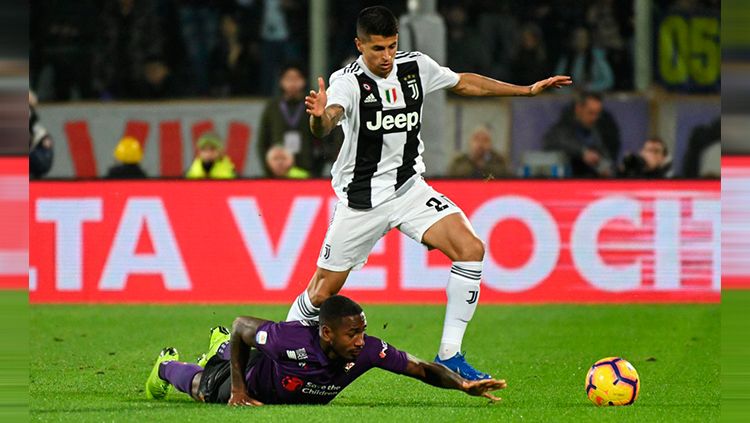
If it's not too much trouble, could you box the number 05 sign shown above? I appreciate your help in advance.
[656,12,720,92]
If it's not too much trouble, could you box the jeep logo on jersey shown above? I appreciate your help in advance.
[365,110,419,133]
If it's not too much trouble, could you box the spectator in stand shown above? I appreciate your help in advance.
[618,137,672,178]
[106,136,147,179]
[140,55,180,98]
[185,133,236,179]
[29,91,53,178]
[682,118,720,178]
[444,3,491,74]
[543,92,613,178]
[258,0,307,96]
[153,0,189,94]
[208,12,255,97]
[510,23,550,86]
[448,125,509,179]
[519,1,588,71]
[94,0,164,100]
[476,0,517,80]
[258,64,325,177]
[175,0,221,96]
[265,145,310,179]
[30,0,98,100]
[586,0,633,90]
[554,26,614,93]
[556,94,622,163]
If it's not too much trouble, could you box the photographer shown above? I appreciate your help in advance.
[618,137,671,179]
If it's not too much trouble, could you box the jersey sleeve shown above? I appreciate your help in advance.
[326,72,359,119]
[363,335,409,375]
[253,321,290,360]
[418,53,460,94]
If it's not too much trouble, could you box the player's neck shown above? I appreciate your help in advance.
[319,339,339,360]
[362,59,392,79]
[370,68,391,79]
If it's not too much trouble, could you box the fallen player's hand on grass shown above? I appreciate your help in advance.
[228,389,264,407]
[529,75,573,96]
[462,378,508,402]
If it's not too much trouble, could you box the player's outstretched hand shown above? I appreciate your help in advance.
[529,75,573,96]
[305,76,328,118]
[461,378,508,403]
[228,389,264,407]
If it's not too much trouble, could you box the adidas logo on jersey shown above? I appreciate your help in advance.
[364,93,377,103]
[366,110,419,132]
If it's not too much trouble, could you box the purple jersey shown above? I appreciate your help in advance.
[244,321,408,404]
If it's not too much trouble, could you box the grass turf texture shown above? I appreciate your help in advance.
[721,290,750,421]
[0,291,28,421]
[30,302,719,422]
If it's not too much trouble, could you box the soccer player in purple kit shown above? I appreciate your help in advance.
[145,295,507,406]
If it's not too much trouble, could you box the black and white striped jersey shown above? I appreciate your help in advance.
[325,51,459,209]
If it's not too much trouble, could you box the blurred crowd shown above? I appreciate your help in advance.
[30,0,719,101]
[31,0,307,100]
[29,0,720,180]
[32,82,719,180]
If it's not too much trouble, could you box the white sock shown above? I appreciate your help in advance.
[286,291,320,322]
[438,261,482,360]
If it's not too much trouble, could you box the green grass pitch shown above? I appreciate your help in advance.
[30,300,719,422]
[0,291,28,421]
[721,290,750,421]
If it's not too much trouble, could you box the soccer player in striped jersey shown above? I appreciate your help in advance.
[286,6,572,380]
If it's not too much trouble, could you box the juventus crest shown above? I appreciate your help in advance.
[407,79,420,100]
[401,73,420,100]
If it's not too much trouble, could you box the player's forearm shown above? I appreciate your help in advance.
[309,105,344,138]
[229,320,252,391]
[452,73,532,97]
[309,114,333,138]
[229,316,267,391]
[408,359,467,392]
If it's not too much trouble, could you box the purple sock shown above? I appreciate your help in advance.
[159,361,202,394]
[218,341,231,360]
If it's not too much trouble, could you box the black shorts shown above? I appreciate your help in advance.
[198,348,262,404]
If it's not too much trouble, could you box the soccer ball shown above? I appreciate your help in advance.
[585,357,640,406]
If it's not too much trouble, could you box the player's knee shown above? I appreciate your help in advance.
[231,316,246,334]
[456,237,485,262]
[307,287,332,307]
[190,372,203,401]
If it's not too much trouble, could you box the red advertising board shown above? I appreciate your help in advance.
[0,157,28,289]
[30,179,720,304]
[722,156,750,289]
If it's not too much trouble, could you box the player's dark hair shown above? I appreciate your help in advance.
[319,295,363,328]
[356,6,398,40]
[575,90,602,105]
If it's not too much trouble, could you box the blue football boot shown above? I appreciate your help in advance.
[434,352,492,380]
